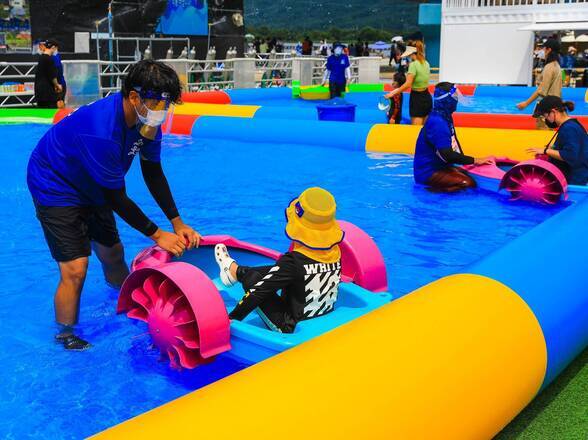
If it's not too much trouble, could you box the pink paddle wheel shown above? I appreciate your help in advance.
[118,263,231,369]
[499,159,568,204]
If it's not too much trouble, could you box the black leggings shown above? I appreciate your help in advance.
[236,266,296,333]
[329,81,346,99]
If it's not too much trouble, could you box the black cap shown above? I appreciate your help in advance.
[533,95,564,117]
[543,38,560,53]
[42,39,58,48]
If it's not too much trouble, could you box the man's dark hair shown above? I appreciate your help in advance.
[435,81,454,93]
[122,59,182,103]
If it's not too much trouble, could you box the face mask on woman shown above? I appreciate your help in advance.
[334,47,343,56]
[544,112,558,129]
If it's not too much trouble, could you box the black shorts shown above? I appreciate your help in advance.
[35,203,121,262]
[329,81,346,99]
[409,89,433,118]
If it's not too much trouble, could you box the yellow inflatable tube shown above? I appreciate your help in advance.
[174,102,260,118]
[366,124,554,161]
[94,274,547,439]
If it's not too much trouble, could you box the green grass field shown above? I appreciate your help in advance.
[496,348,588,439]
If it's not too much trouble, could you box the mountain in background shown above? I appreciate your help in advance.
[244,0,424,34]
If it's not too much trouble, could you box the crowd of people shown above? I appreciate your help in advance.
[534,39,588,88]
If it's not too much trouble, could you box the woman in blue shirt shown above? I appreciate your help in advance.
[527,96,588,185]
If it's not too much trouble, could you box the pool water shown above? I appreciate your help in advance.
[0,124,562,439]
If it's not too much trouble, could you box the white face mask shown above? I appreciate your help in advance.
[135,101,169,127]
[334,47,343,56]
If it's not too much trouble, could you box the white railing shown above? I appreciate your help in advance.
[0,62,36,107]
[444,0,586,8]
[0,56,375,107]
[255,55,293,88]
[186,59,235,91]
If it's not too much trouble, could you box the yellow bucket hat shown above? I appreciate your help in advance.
[285,187,344,250]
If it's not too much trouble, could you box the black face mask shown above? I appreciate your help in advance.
[545,119,558,129]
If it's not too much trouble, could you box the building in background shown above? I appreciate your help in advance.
[0,0,30,51]
[439,0,588,85]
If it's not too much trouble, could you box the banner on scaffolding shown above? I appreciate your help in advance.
[157,0,209,36]
[0,0,31,51]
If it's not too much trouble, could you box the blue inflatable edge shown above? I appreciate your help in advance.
[193,116,373,151]
[227,88,293,104]
[475,85,587,101]
[467,193,588,388]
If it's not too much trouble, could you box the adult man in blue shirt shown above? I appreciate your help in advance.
[321,42,351,99]
[413,82,494,192]
[27,60,201,350]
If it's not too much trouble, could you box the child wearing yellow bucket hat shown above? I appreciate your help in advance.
[214,187,344,333]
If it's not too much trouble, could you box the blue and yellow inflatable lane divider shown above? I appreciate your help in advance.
[94,196,588,439]
[190,116,554,160]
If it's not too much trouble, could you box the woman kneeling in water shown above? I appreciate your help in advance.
[214,187,343,333]
[413,82,494,192]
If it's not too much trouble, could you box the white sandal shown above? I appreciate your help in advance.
[214,244,237,287]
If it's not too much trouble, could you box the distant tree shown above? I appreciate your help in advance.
[329,27,342,42]
[358,26,381,42]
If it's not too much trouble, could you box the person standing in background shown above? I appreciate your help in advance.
[34,39,62,109]
[516,38,562,129]
[321,42,351,99]
[385,41,431,125]
[561,46,577,87]
[363,41,370,56]
[302,36,313,56]
[259,39,269,54]
[46,40,67,108]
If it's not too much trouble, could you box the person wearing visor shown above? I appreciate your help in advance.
[516,38,562,129]
[384,41,431,125]
[27,60,201,351]
[414,82,494,192]
[213,187,342,333]
[321,42,351,99]
[527,96,588,185]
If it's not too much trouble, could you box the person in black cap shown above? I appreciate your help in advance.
[46,40,67,108]
[517,38,562,129]
[34,39,62,108]
[527,95,588,185]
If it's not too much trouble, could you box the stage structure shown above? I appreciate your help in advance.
[27,0,244,60]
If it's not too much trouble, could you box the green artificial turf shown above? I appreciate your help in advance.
[496,347,588,439]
